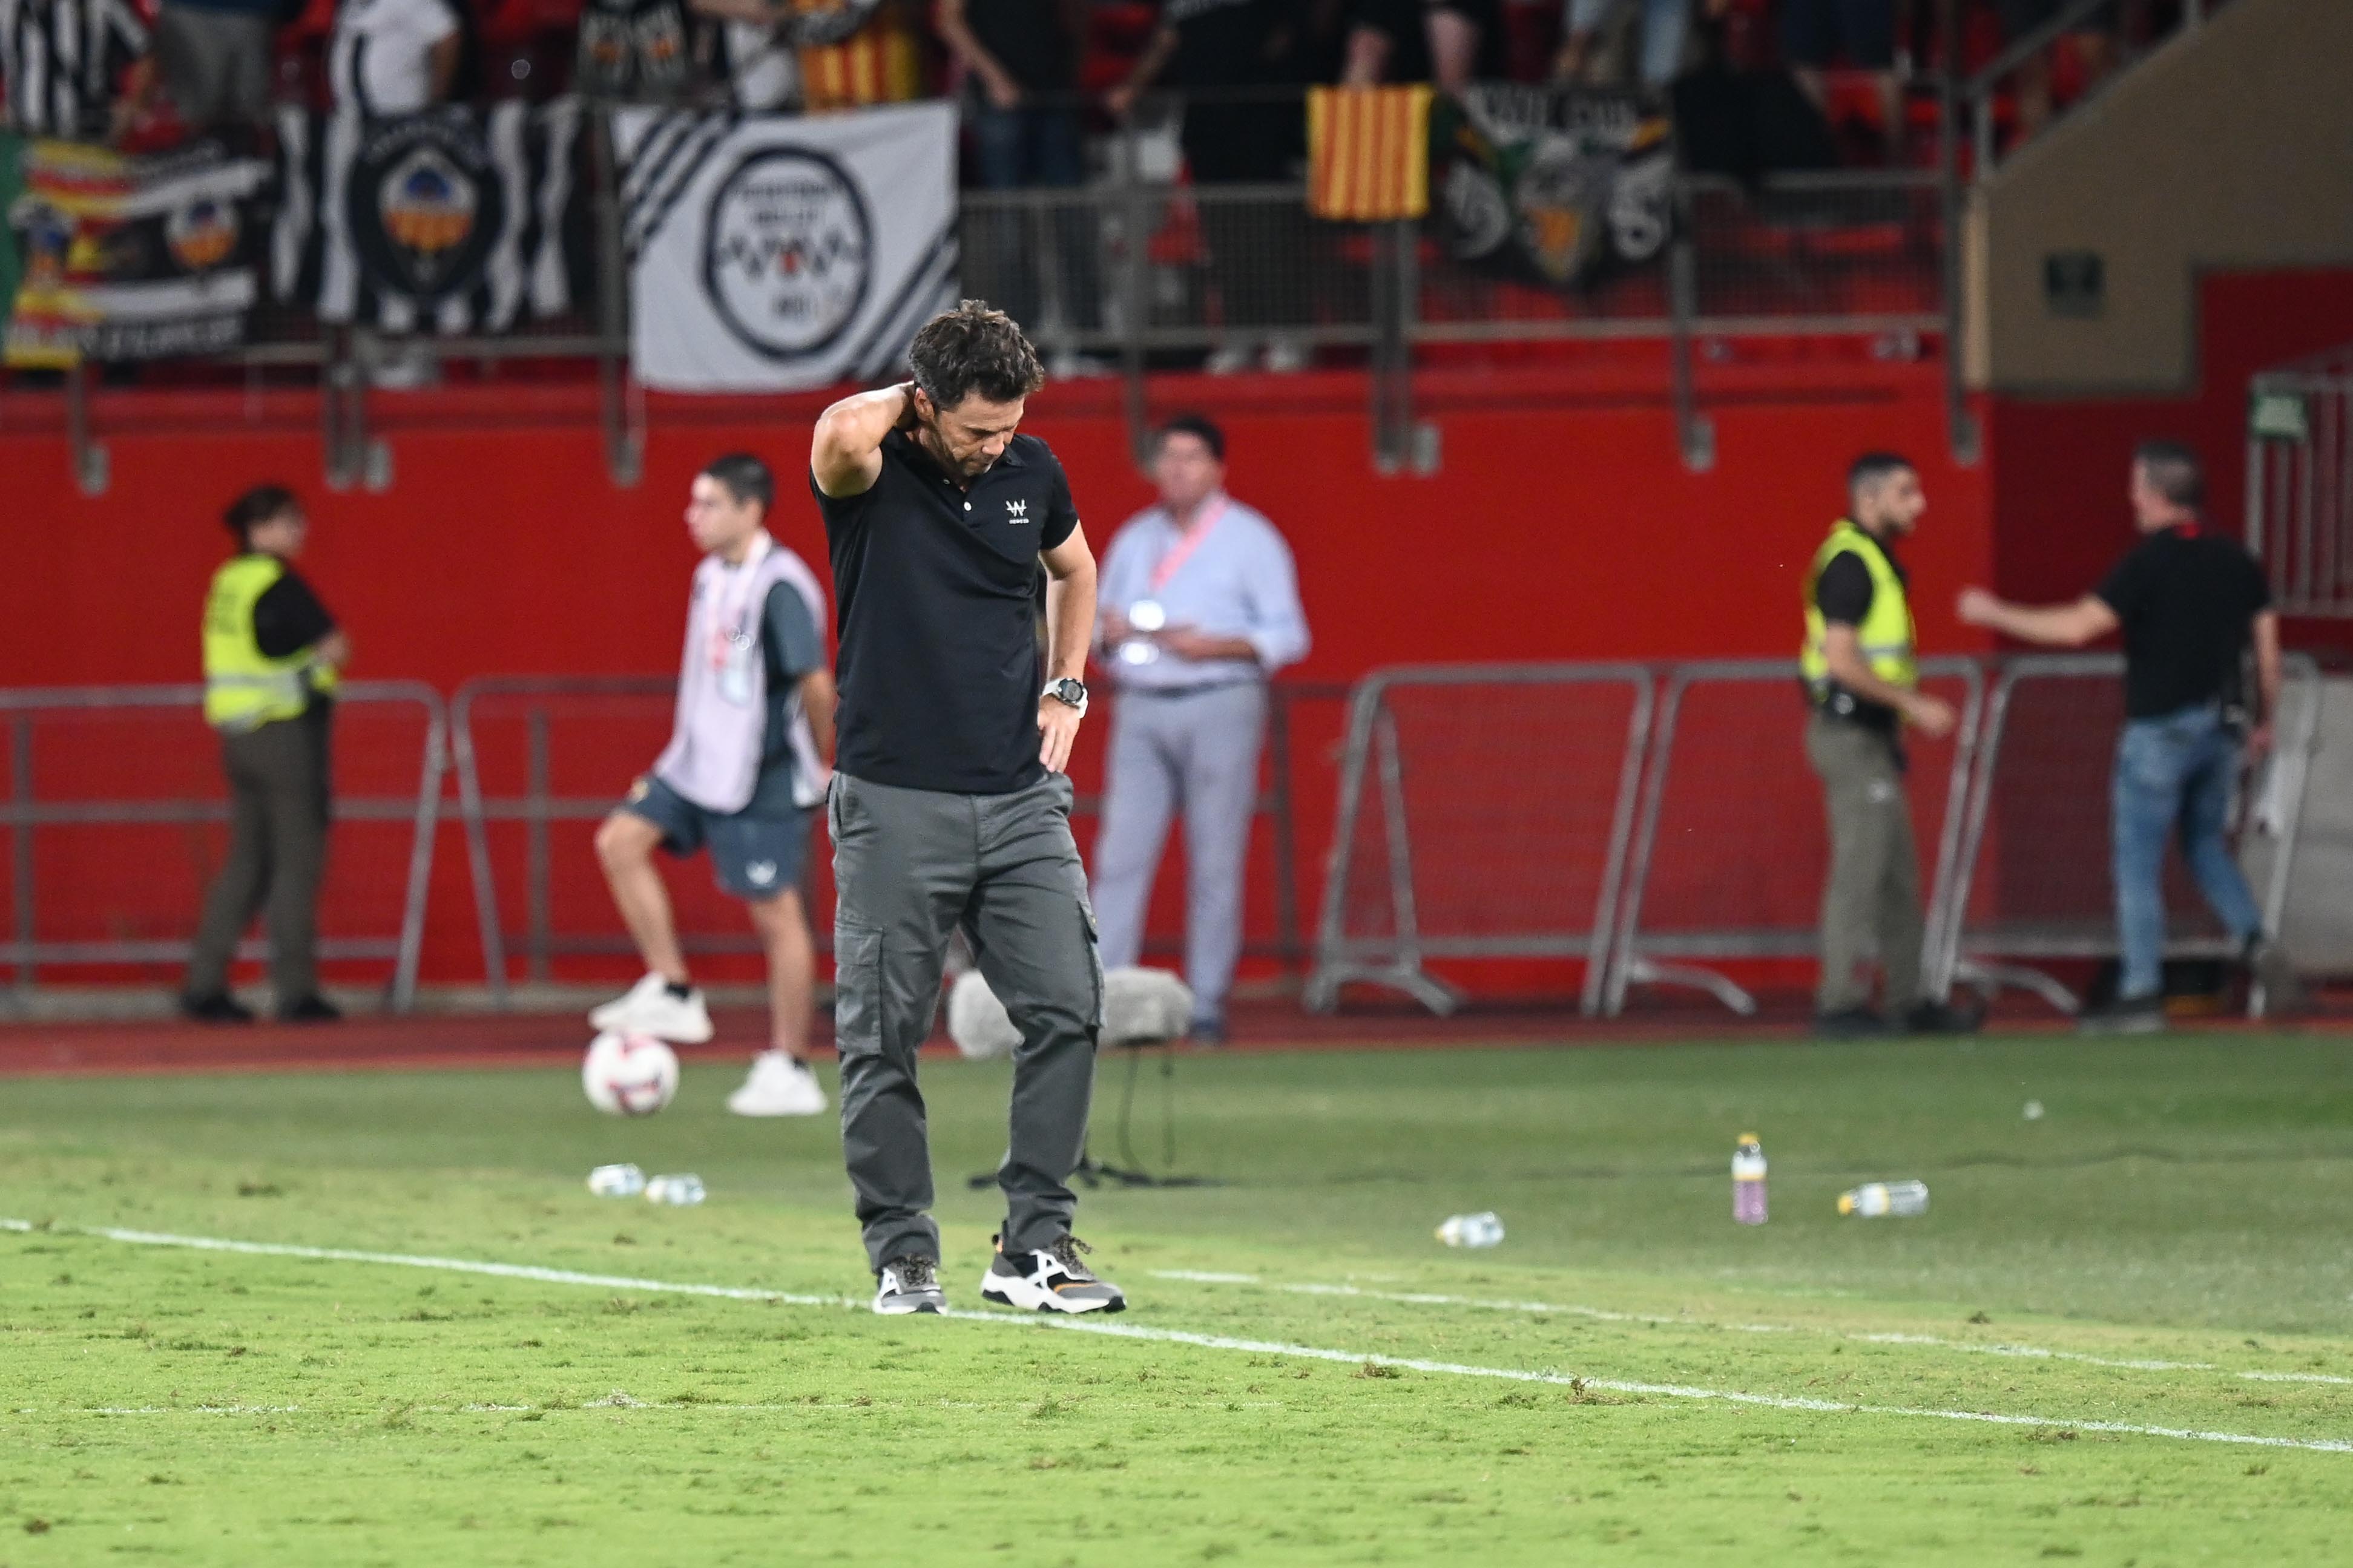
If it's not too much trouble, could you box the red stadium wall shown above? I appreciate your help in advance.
[1,358,1989,996]
[1986,268,2353,657]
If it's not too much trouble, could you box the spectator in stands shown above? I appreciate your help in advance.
[937,0,1104,377]
[1090,414,1309,1043]
[684,0,801,110]
[329,0,462,116]
[1110,0,1312,374]
[154,0,274,131]
[591,454,837,1116]
[1799,452,1976,1038]
[1341,0,1505,92]
[183,486,350,1025]
[1779,0,1902,161]
[1958,441,2305,1033]
[576,0,700,102]
[2,0,153,140]
[1553,0,1713,90]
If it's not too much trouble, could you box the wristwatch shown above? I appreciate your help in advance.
[1043,677,1088,715]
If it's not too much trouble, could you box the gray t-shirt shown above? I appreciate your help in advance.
[745,580,825,816]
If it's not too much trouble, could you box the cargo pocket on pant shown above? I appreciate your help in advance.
[1079,901,1105,1033]
[832,922,883,1060]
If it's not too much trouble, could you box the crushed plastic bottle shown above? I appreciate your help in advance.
[1732,1133,1768,1225]
[1837,1179,1929,1218]
[645,1173,706,1206]
[1436,1212,1505,1248]
[587,1163,646,1198]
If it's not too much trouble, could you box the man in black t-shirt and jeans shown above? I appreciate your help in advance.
[1960,440,2303,1032]
[810,301,1123,1317]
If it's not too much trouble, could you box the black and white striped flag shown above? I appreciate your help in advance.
[272,97,588,333]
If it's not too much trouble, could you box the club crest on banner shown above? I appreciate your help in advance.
[348,111,507,300]
[701,149,871,360]
[166,197,240,272]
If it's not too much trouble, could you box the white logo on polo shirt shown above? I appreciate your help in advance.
[1006,499,1029,523]
[746,860,778,886]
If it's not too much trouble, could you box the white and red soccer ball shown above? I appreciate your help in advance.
[581,1031,679,1116]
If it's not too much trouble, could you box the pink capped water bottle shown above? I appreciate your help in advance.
[1733,1133,1768,1225]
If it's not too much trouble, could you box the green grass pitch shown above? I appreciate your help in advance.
[4,1033,2352,1564]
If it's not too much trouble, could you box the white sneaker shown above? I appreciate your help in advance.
[979,1233,1126,1314]
[588,974,714,1044]
[726,1050,828,1117]
[1203,340,1257,375]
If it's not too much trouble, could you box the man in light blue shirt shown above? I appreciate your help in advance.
[1091,415,1310,1040]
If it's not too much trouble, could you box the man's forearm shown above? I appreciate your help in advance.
[1983,602,2095,646]
[1823,651,1919,715]
[1044,562,1098,683]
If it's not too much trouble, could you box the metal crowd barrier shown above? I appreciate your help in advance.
[451,674,1331,1005]
[1604,657,1984,1017]
[1303,664,1655,1017]
[1306,652,2312,1022]
[1936,652,2321,1014]
[0,681,447,1011]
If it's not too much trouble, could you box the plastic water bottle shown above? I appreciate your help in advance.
[1436,1212,1505,1248]
[1732,1133,1768,1225]
[587,1163,646,1198]
[1837,1180,1929,1218]
[645,1173,706,1206]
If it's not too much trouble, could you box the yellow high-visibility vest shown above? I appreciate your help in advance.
[202,554,337,731]
[1800,519,1917,706]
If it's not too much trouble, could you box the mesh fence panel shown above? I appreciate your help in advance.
[1307,667,1651,1013]
[1940,656,2320,1007]
[1,686,440,995]
[1608,660,1979,1013]
[1686,176,1943,324]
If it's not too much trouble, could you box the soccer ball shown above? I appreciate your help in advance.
[581,1031,679,1116]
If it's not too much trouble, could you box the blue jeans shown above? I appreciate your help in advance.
[968,107,1100,336]
[2111,704,2263,999]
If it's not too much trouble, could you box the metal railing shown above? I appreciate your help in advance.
[2248,344,2353,617]
[1305,652,2314,1020]
[1605,657,1984,1016]
[1304,664,1655,1017]
[1964,0,2216,177]
[0,681,447,1011]
[450,674,1336,1004]
[1937,651,2319,1015]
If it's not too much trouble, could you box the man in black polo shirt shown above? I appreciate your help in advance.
[810,300,1121,1316]
[1960,439,2302,1032]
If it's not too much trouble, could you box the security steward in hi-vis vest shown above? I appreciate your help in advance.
[182,485,349,1025]
[1800,454,1976,1038]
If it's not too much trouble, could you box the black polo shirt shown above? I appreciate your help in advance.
[814,430,1080,795]
[2094,522,2271,720]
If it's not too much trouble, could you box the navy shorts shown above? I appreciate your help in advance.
[623,775,810,902]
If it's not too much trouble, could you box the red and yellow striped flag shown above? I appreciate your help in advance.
[797,11,924,113]
[1306,86,1433,222]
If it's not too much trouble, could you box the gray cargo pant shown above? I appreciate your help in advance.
[1806,712,1924,1014]
[187,710,332,1004]
[1089,681,1265,1022]
[828,770,1104,1273]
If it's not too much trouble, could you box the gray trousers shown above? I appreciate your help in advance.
[828,770,1103,1272]
[156,5,273,128]
[1089,681,1266,1021]
[1806,712,1924,1013]
[187,712,332,1003]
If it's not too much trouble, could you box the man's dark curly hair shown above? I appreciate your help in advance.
[907,300,1044,410]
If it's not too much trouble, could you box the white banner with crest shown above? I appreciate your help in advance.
[615,102,956,392]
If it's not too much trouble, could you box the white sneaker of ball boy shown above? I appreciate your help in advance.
[588,453,839,1120]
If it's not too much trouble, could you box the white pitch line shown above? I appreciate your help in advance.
[11,1218,2351,1452]
[1151,1270,2353,1386]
